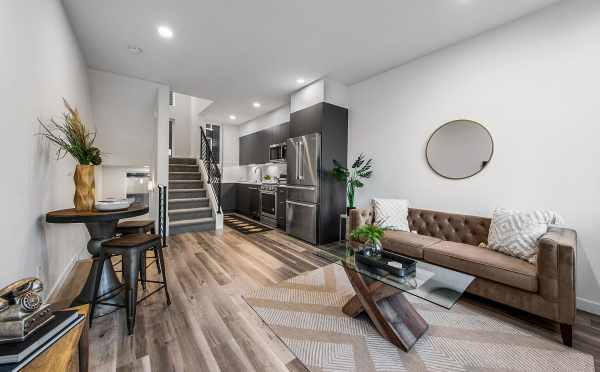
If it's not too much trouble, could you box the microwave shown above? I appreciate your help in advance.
[269,143,286,163]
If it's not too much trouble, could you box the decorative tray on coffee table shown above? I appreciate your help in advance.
[355,249,416,278]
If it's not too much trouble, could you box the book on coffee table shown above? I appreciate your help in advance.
[0,311,83,370]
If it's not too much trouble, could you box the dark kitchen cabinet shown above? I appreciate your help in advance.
[239,121,291,166]
[279,122,290,143]
[290,104,323,138]
[236,184,250,216]
[253,130,269,164]
[249,185,260,220]
[277,188,287,230]
[270,122,290,144]
[221,183,236,212]
[239,135,251,165]
[236,183,260,220]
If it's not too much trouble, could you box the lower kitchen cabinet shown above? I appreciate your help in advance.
[277,188,286,230]
[235,183,260,220]
[221,183,236,212]
[249,186,260,220]
[236,184,250,216]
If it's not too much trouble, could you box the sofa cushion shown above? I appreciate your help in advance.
[381,230,442,259]
[373,198,410,231]
[424,240,538,292]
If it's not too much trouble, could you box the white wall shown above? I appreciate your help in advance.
[171,92,191,157]
[348,1,600,314]
[0,0,93,294]
[189,97,213,158]
[89,68,166,167]
[290,79,349,113]
[239,105,290,137]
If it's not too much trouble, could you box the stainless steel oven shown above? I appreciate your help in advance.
[260,184,277,227]
[269,143,286,163]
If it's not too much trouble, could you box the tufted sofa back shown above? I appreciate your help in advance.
[349,207,491,246]
[408,208,490,246]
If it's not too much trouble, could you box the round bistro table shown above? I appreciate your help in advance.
[46,203,149,316]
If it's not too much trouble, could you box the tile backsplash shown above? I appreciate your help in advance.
[223,163,286,183]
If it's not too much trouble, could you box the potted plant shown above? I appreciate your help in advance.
[332,153,373,215]
[350,224,385,256]
[39,99,102,211]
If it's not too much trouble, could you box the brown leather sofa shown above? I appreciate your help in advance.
[350,207,577,346]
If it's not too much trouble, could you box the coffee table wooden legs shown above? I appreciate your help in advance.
[342,266,428,351]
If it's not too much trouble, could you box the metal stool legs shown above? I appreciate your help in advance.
[90,240,170,335]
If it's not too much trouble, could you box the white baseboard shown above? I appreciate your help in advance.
[577,297,600,315]
[46,247,88,302]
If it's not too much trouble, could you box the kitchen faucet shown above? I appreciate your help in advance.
[254,166,262,183]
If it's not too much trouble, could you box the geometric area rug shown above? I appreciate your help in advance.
[243,264,594,372]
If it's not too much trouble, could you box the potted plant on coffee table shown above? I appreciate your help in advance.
[332,153,373,215]
[39,99,102,211]
[350,224,385,257]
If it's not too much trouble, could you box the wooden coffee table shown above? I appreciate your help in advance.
[316,241,475,351]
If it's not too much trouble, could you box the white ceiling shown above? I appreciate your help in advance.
[62,0,559,124]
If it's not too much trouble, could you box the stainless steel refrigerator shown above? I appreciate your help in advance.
[285,133,320,244]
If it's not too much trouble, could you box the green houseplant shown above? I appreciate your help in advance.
[39,99,102,211]
[332,153,373,213]
[350,224,385,256]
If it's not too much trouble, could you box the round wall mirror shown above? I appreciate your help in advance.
[426,119,493,179]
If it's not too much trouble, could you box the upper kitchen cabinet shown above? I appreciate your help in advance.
[289,79,349,138]
[290,104,324,138]
[239,121,290,165]
[270,122,290,144]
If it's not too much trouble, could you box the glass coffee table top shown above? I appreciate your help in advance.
[316,240,475,309]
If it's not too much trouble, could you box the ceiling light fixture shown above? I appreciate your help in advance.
[157,25,174,39]
[296,78,306,84]
[253,102,261,108]
[127,45,143,55]
[229,115,237,120]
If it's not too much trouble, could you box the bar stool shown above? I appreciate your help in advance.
[116,220,162,285]
[90,234,171,335]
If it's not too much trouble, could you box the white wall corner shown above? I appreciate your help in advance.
[324,79,349,109]
[577,297,600,316]
[46,246,87,302]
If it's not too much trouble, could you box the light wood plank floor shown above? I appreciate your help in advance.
[52,227,599,371]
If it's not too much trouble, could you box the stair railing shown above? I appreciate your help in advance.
[200,127,222,214]
[158,184,168,246]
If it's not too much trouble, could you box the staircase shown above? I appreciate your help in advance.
[168,157,215,234]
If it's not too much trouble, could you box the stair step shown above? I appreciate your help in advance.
[169,172,202,180]
[169,189,206,200]
[169,164,199,172]
[169,197,209,209]
[169,180,203,189]
[169,207,212,221]
[169,157,197,165]
[169,217,215,234]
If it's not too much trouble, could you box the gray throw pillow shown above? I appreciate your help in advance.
[487,208,564,264]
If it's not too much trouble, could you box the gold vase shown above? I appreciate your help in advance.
[73,165,95,211]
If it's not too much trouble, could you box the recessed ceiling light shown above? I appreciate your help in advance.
[252,102,261,108]
[229,115,237,120]
[157,26,174,39]
[296,78,306,84]
[127,45,143,55]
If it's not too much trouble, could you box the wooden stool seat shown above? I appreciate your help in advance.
[103,234,160,248]
[116,220,155,235]
[115,219,161,275]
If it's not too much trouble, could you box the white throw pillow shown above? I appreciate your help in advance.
[487,208,564,264]
[372,198,409,231]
